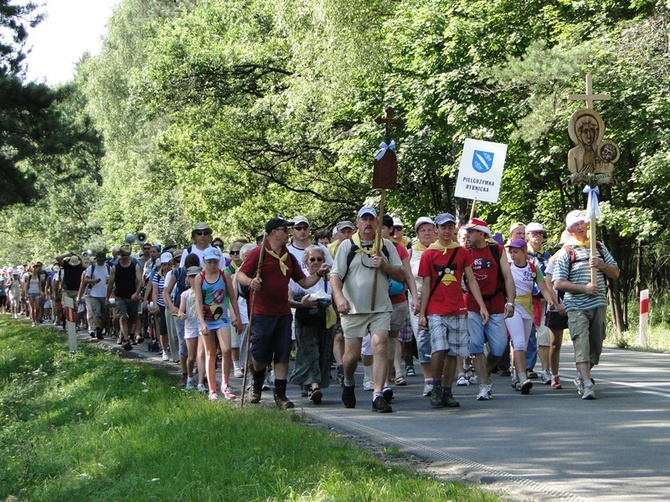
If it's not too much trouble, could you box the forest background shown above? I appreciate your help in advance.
[2,0,670,339]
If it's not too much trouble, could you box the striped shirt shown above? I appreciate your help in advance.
[551,242,616,312]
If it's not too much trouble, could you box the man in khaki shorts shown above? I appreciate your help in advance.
[330,206,405,413]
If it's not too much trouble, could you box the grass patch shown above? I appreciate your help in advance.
[0,317,498,501]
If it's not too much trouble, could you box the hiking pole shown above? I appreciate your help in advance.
[240,233,267,409]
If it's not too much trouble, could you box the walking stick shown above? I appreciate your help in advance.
[370,189,386,310]
[240,233,267,409]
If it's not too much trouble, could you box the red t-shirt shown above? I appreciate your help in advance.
[390,242,409,305]
[418,246,472,316]
[465,243,506,314]
[239,243,305,316]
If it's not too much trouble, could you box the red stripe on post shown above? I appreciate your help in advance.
[640,298,649,315]
[65,306,76,323]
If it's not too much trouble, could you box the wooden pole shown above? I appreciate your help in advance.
[240,233,267,409]
[589,216,598,284]
[370,189,386,310]
[469,199,477,220]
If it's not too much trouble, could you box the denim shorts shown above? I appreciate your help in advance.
[468,312,506,356]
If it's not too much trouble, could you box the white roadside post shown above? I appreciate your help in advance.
[638,289,649,346]
[62,295,78,352]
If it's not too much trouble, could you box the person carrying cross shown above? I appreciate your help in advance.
[330,206,405,413]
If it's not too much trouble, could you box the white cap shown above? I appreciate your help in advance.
[565,210,587,230]
[160,252,173,264]
[292,215,309,226]
[392,217,403,227]
[414,216,435,231]
[526,222,545,233]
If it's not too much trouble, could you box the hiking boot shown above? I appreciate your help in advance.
[430,386,444,408]
[342,384,356,408]
[582,383,596,400]
[476,383,492,401]
[520,379,533,395]
[273,389,294,409]
[249,377,263,404]
[441,389,460,408]
[372,395,392,413]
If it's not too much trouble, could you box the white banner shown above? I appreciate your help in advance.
[454,138,507,203]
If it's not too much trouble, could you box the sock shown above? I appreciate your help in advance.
[344,378,355,387]
[425,378,434,385]
[373,391,383,400]
[363,364,373,382]
[275,379,287,396]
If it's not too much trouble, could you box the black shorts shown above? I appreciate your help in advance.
[158,305,168,336]
[250,314,293,365]
[0,295,6,308]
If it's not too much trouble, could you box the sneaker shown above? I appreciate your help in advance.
[342,384,356,408]
[511,378,520,391]
[551,375,562,389]
[208,391,219,401]
[574,377,585,395]
[234,367,244,378]
[372,395,392,413]
[582,383,596,400]
[162,352,169,362]
[442,390,460,408]
[456,374,469,386]
[196,383,207,393]
[469,374,479,385]
[382,387,394,403]
[430,387,444,408]
[363,379,374,391]
[123,341,133,351]
[406,365,415,377]
[135,336,144,344]
[185,377,196,391]
[179,375,188,386]
[394,375,407,386]
[477,383,492,401]
[527,371,539,379]
[520,379,533,395]
[423,382,434,397]
[309,388,322,404]
[539,370,552,385]
[221,385,236,400]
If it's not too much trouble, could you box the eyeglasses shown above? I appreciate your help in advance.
[294,226,308,231]
[309,257,324,262]
[195,230,212,236]
[274,227,288,233]
[229,250,240,255]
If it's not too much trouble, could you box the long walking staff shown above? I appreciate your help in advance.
[240,233,267,408]
[370,106,402,309]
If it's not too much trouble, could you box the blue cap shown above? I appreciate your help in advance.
[434,213,456,225]
[357,206,378,218]
[203,246,222,261]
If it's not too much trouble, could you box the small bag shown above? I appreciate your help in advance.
[295,305,327,326]
[388,278,404,296]
[545,310,568,330]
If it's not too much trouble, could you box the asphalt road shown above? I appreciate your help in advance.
[73,326,669,501]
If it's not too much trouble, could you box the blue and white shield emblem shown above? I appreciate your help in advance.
[472,150,494,173]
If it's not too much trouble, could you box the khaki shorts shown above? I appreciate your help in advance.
[568,307,606,365]
[390,301,409,332]
[341,312,391,339]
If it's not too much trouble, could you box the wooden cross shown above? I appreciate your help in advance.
[569,74,611,109]
[374,106,403,140]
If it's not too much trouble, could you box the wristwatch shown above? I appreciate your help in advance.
[505,302,515,308]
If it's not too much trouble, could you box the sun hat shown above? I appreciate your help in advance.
[414,216,435,231]
[565,210,587,230]
[69,255,81,266]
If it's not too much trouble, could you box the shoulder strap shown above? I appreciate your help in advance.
[89,263,96,279]
[428,247,460,302]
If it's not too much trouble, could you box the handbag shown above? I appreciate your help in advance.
[545,310,568,330]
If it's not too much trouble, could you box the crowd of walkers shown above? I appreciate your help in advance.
[2,206,618,410]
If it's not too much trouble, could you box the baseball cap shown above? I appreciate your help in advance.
[392,217,403,228]
[434,213,456,225]
[160,252,173,264]
[565,210,587,230]
[414,216,435,231]
[265,217,294,233]
[203,246,222,261]
[186,266,202,276]
[337,220,355,231]
[509,222,526,234]
[292,215,309,227]
[506,238,528,249]
[357,206,378,218]
[464,218,491,236]
[526,222,545,233]
[95,251,107,261]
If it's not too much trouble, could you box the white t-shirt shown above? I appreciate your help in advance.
[180,289,200,339]
[84,262,110,298]
[287,242,333,270]
[178,245,226,269]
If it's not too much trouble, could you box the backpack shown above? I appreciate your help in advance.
[340,238,401,295]
[171,267,189,308]
[87,262,111,291]
[563,242,605,272]
[476,242,505,301]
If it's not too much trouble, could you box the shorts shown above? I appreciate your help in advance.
[157,305,168,336]
[28,292,41,299]
[0,295,6,308]
[116,298,139,324]
[390,301,409,332]
[505,305,533,352]
[409,310,431,364]
[87,297,106,319]
[568,306,606,365]
[250,314,293,365]
[428,314,469,357]
[468,312,506,356]
[340,312,391,339]
[361,333,372,357]
[173,315,188,357]
[536,325,551,346]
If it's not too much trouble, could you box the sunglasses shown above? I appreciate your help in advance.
[120,253,130,257]
[229,250,240,255]
[309,257,324,262]
[195,230,212,236]
[294,226,308,231]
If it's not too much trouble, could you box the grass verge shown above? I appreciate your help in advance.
[0,317,498,502]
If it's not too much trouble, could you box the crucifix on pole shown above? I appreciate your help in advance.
[370,106,402,309]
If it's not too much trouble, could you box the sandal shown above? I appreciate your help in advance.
[394,375,407,386]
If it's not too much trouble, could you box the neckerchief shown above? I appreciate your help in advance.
[565,236,589,247]
[428,241,460,255]
[351,232,378,256]
[266,245,289,276]
[413,241,429,253]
